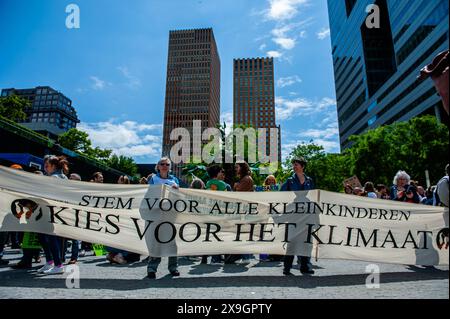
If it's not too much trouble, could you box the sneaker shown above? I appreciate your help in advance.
[79,250,86,257]
[170,270,180,277]
[67,259,77,265]
[283,270,294,276]
[147,272,156,279]
[112,253,127,265]
[43,265,65,275]
[38,262,54,273]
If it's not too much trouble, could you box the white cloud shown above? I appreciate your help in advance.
[277,75,302,88]
[265,0,309,21]
[267,50,283,58]
[272,37,296,50]
[299,30,307,38]
[317,27,330,40]
[117,66,142,89]
[89,76,109,90]
[275,96,336,120]
[78,120,162,159]
[259,43,267,51]
[282,124,341,160]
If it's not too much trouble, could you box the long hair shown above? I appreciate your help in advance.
[45,155,69,175]
[236,161,251,178]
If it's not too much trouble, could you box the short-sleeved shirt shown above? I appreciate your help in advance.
[206,179,228,191]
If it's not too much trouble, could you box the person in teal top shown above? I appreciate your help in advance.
[205,165,228,191]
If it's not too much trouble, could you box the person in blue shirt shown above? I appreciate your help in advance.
[146,157,180,279]
[280,157,315,275]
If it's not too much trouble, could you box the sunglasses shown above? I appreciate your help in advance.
[159,163,170,166]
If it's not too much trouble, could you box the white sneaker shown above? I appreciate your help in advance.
[43,265,65,275]
[38,262,54,273]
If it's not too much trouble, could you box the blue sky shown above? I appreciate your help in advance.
[0,0,339,164]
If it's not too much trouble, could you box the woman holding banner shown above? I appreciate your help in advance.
[37,155,69,275]
[280,157,315,276]
[146,157,180,279]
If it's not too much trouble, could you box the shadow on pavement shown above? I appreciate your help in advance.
[0,268,447,291]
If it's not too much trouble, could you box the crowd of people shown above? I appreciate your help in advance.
[0,154,448,279]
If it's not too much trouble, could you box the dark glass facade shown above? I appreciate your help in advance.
[1,86,79,139]
[328,0,449,149]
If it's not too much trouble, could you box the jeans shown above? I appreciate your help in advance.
[283,255,312,271]
[38,234,62,266]
[0,232,7,258]
[64,240,80,260]
[147,257,178,273]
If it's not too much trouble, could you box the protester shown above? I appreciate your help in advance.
[217,168,232,191]
[105,174,139,264]
[353,187,364,196]
[423,186,437,206]
[435,164,449,207]
[390,170,410,201]
[376,184,390,200]
[146,157,180,279]
[139,177,148,184]
[37,155,69,275]
[206,165,228,191]
[7,164,41,269]
[66,173,83,264]
[280,157,315,275]
[364,182,378,199]
[233,161,254,192]
[224,161,255,264]
[91,171,104,183]
[202,165,227,264]
[118,175,130,184]
[344,184,353,195]
[190,178,205,189]
[405,184,421,204]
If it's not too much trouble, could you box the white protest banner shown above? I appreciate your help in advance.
[0,166,448,265]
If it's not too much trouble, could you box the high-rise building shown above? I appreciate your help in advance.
[1,86,80,139]
[233,57,281,165]
[162,28,221,174]
[328,0,449,149]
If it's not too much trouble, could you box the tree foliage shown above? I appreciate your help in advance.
[106,155,138,176]
[0,95,31,122]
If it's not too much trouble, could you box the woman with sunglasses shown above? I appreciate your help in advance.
[146,157,180,279]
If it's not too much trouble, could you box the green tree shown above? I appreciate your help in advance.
[58,128,112,162]
[106,154,138,176]
[347,115,449,186]
[284,141,350,191]
[0,95,31,122]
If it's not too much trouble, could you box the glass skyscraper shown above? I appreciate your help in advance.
[328,0,449,149]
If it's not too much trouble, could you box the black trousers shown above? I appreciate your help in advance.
[283,255,311,270]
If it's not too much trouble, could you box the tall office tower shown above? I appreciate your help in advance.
[233,57,281,165]
[162,28,220,176]
[1,86,80,139]
[328,0,449,149]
